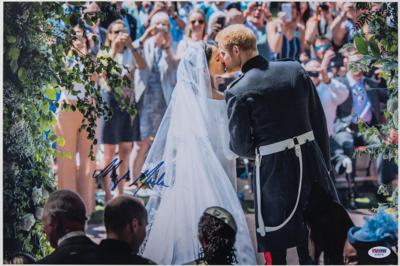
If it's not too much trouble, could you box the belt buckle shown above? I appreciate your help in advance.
[293,137,299,145]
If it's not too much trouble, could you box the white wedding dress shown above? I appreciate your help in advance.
[139,42,256,265]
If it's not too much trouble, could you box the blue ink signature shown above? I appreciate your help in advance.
[92,158,130,191]
[129,161,169,196]
[92,159,168,195]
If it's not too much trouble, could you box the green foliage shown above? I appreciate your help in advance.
[4,1,137,259]
[351,3,398,164]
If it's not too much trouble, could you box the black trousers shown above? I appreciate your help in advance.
[270,245,313,265]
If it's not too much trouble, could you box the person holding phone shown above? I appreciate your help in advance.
[305,2,334,46]
[267,2,305,61]
[207,14,226,45]
[131,12,178,188]
[98,19,147,202]
[244,1,273,61]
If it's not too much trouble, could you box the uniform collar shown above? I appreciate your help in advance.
[241,55,268,73]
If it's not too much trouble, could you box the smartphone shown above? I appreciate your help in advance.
[281,3,292,22]
[330,54,344,68]
[216,16,226,28]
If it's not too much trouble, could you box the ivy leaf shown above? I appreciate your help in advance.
[48,132,57,142]
[354,36,369,55]
[92,35,98,45]
[70,13,79,26]
[56,136,65,147]
[7,35,17,44]
[369,38,380,57]
[44,87,57,100]
[64,151,73,160]
[11,59,18,73]
[9,47,20,61]
[18,67,27,83]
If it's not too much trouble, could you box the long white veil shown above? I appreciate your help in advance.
[138,42,256,265]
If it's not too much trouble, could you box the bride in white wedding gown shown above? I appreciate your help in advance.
[138,42,256,265]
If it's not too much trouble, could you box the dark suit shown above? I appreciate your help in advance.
[336,76,388,128]
[91,239,154,264]
[333,76,388,158]
[37,235,97,264]
[225,56,352,263]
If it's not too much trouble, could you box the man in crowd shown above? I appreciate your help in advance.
[37,190,97,264]
[334,53,388,160]
[92,195,154,264]
[304,56,352,176]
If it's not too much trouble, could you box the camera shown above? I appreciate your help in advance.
[216,16,226,28]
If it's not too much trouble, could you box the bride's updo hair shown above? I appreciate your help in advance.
[198,207,237,265]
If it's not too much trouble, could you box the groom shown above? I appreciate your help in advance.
[216,25,353,264]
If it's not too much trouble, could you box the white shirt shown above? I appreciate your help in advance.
[316,78,349,136]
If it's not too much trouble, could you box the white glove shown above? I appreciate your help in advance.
[342,157,353,174]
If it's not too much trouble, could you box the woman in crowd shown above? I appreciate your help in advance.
[56,25,97,214]
[299,1,311,27]
[305,2,334,46]
[244,1,272,60]
[176,9,207,60]
[98,19,145,202]
[267,2,305,61]
[131,12,178,183]
[194,207,238,265]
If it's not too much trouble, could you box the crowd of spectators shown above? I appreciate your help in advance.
[52,0,394,223]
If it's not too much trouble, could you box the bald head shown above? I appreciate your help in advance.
[104,195,147,235]
[304,60,321,72]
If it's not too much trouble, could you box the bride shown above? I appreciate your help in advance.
[138,42,256,265]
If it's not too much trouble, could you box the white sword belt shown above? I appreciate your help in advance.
[255,130,315,237]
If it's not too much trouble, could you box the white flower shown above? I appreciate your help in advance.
[35,207,44,220]
[32,186,42,205]
[18,213,35,231]
[42,189,50,200]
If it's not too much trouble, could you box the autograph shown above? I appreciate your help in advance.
[92,159,168,196]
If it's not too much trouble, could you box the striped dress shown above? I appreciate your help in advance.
[276,27,301,62]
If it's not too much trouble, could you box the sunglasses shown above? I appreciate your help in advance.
[307,71,319,77]
[112,29,127,34]
[315,43,330,52]
[190,19,204,25]
[85,11,98,17]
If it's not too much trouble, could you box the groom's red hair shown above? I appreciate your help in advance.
[216,24,257,52]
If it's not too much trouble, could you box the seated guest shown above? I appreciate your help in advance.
[334,53,388,160]
[6,252,36,264]
[185,206,237,265]
[93,195,154,264]
[37,190,96,264]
